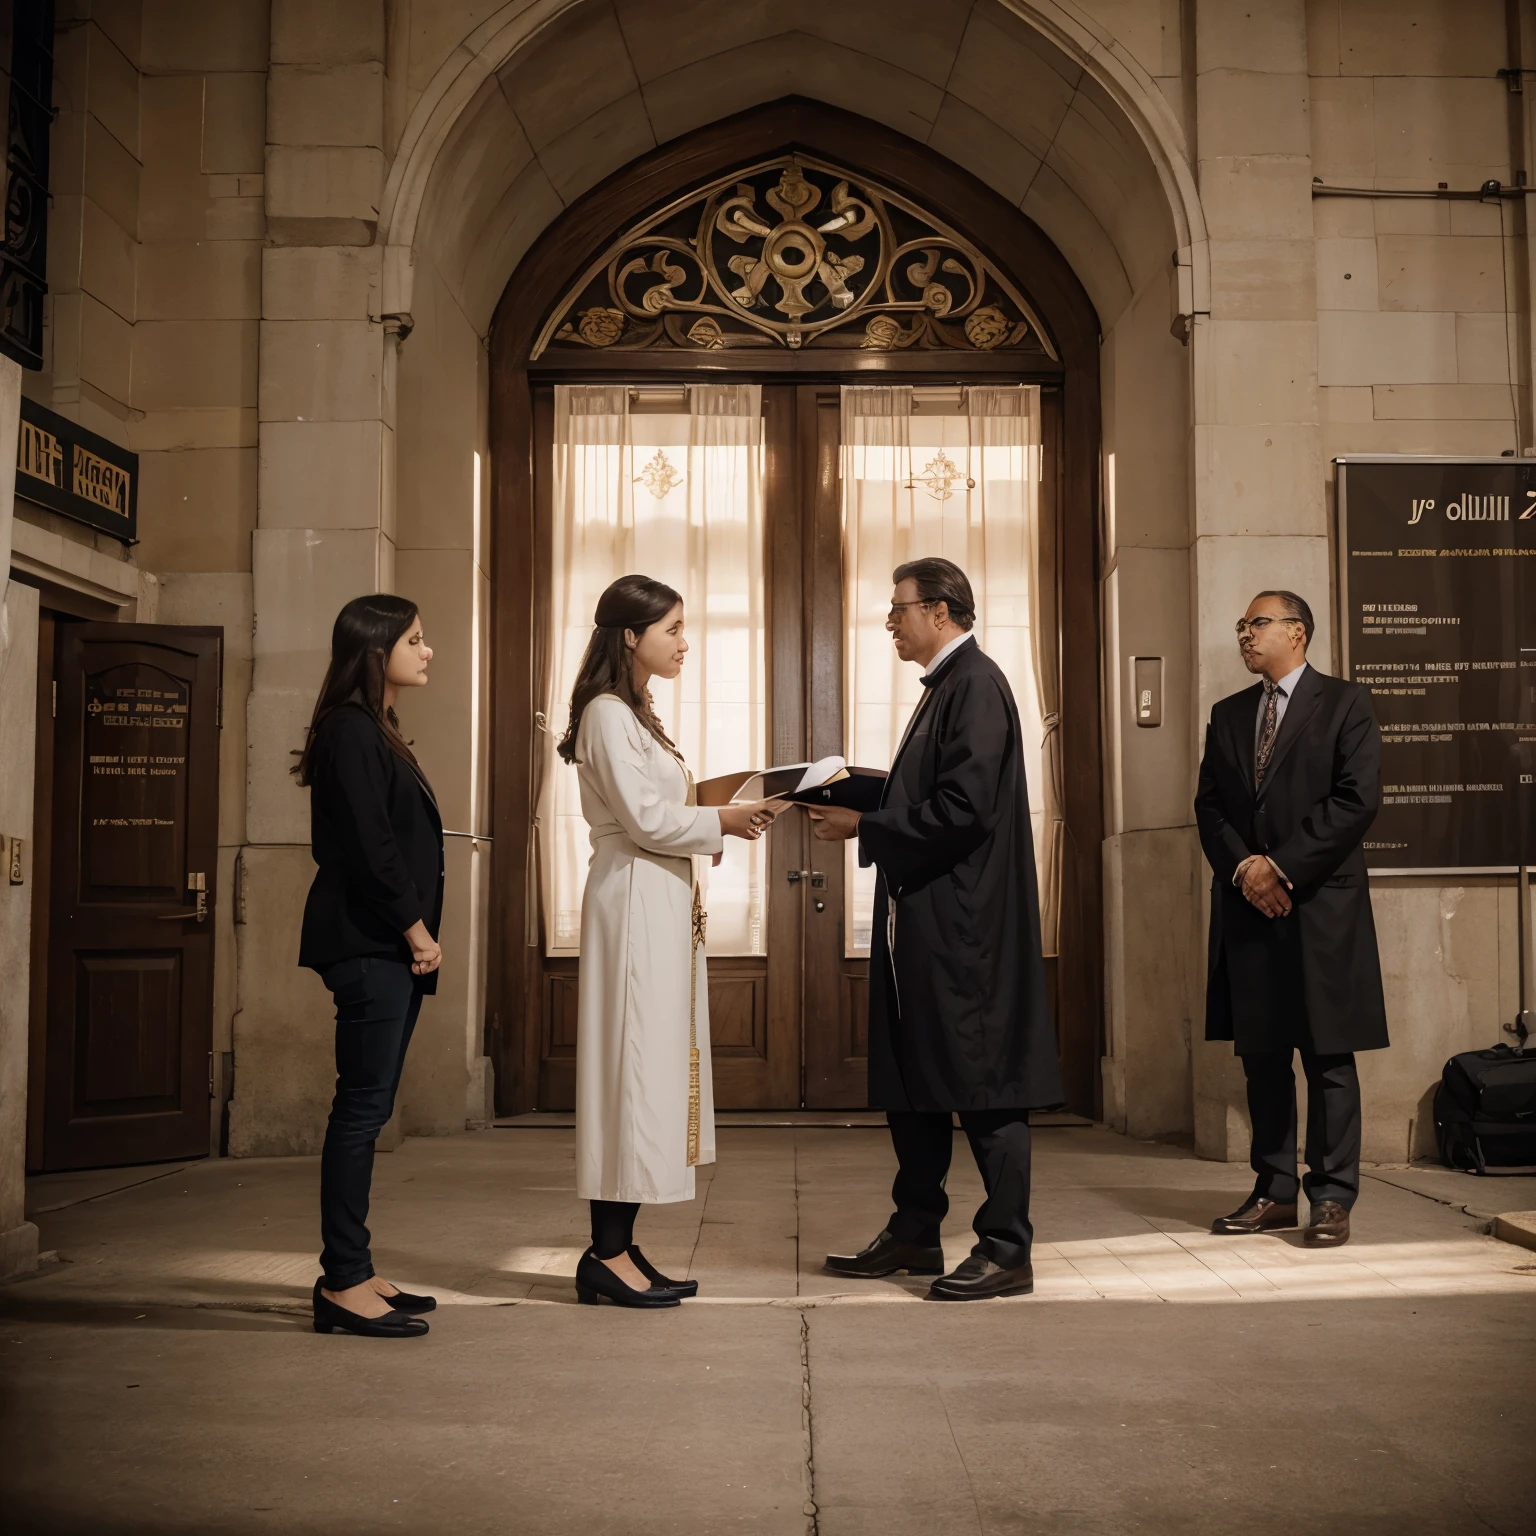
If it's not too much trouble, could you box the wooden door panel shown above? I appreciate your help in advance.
[800,386,870,1107]
[75,953,183,1111]
[43,625,222,1170]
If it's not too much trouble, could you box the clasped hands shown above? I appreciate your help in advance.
[1235,854,1292,919]
[713,800,861,862]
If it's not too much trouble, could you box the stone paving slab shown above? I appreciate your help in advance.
[0,1302,811,1536]
[5,1128,1536,1533]
[806,1298,1536,1535]
[8,1129,1536,1313]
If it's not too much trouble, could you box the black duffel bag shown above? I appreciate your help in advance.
[1434,1043,1536,1173]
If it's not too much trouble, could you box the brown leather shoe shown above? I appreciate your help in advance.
[1211,1196,1298,1235]
[1303,1200,1351,1246]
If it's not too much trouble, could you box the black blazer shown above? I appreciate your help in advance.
[1195,665,1388,1055]
[859,638,1063,1112]
[298,703,445,994]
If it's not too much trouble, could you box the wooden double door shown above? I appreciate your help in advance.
[533,384,1062,1111]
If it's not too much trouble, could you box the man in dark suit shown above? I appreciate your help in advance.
[809,558,1063,1300]
[1196,589,1388,1248]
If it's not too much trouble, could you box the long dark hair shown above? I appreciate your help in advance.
[294,593,422,785]
[557,575,683,765]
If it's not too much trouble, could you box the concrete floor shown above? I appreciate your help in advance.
[3,1126,1534,1534]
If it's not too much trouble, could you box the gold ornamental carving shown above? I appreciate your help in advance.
[537,155,1055,360]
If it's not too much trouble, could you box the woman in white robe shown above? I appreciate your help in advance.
[558,575,777,1308]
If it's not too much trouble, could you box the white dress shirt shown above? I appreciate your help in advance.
[922,630,974,679]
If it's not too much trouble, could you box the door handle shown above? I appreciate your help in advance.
[157,872,208,922]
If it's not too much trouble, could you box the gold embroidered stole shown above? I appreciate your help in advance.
[685,771,706,1167]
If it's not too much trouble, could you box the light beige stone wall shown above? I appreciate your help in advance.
[392,254,494,1135]
[1303,0,1525,1164]
[12,0,1525,1177]
[1186,1,1329,1159]
[230,0,395,1156]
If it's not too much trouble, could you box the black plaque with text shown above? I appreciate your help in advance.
[1338,456,1536,872]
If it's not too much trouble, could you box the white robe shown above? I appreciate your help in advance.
[574,694,724,1203]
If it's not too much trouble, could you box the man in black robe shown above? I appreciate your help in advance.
[810,558,1062,1300]
[1196,589,1388,1248]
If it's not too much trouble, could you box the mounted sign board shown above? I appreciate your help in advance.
[1337,456,1536,874]
[14,395,137,542]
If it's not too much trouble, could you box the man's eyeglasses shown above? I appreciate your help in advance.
[887,600,935,622]
[1234,615,1302,638]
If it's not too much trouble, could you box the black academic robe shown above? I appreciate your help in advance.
[859,637,1063,1112]
[1195,665,1389,1056]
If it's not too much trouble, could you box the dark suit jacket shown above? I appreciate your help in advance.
[1195,665,1388,1055]
[859,637,1063,1111]
[298,702,445,995]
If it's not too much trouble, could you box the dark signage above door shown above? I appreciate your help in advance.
[1337,456,1536,873]
[15,394,137,542]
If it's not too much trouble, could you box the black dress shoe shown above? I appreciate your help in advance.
[1303,1200,1351,1247]
[824,1228,945,1279]
[575,1248,681,1309]
[928,1254,1034,1301]
[628,1245,698,1298]
[313,1280,429,1337]
[382,1287,437,1315]
[1210,1196,1298,1235]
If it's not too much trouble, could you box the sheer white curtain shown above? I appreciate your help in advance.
[542,384,766,957]
[841,385,1059,955]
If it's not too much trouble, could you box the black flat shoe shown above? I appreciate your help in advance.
[628,1245,698,1298]
[313,1280,429,1337]
[927,1254,1034,1301]
[825,1228,945,1279]
[575,1249,680,1309]
[381,1286,437,1314]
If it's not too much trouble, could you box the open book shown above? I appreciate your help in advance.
[696,756,887,812]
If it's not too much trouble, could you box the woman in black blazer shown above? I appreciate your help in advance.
[295,594,445,1339]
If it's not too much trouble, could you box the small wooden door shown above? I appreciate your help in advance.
[41,624,222,1170]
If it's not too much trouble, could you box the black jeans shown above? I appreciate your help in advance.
[318,957,422,1289]
[885,1109,1034,1268]
[1242,1048,1361,1209]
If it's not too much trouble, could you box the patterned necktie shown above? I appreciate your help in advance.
[1254,677,1280,786]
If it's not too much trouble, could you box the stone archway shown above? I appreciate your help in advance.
[482,99,1107,1114]
[238,0,1215,1150]
[369,0,1208,1131]
[376,0,1208,337]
